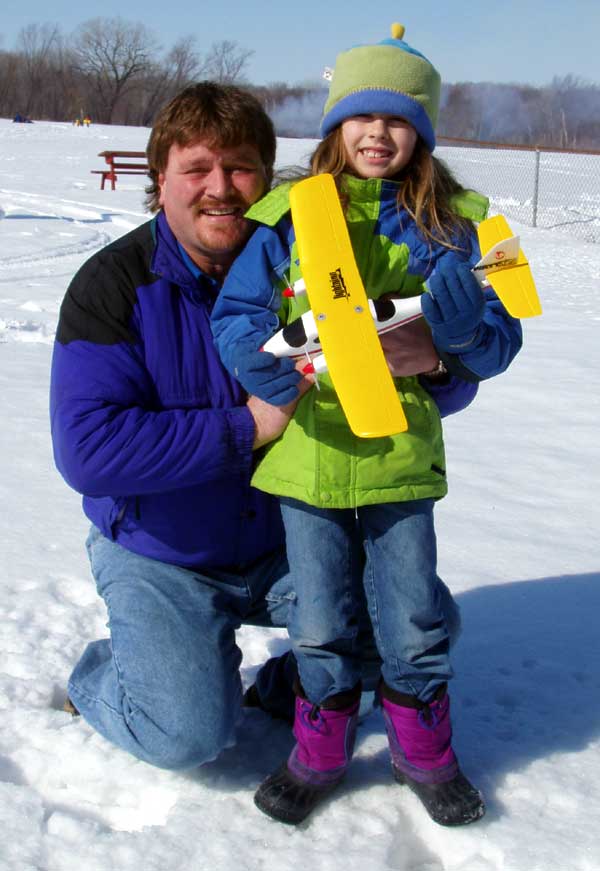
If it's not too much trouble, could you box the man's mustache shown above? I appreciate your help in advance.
[193,198,247,212]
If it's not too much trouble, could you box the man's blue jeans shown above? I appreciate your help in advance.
[69,520,459,770]
[281,497,458,705]
[68,526,296,770]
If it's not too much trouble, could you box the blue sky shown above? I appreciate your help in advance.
[2,0,599,88]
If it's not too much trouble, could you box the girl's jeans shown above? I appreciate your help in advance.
[280,497,458,705]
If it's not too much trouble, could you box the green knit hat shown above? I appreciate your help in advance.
[320,23,441,152]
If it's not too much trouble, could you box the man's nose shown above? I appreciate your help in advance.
[204,165,232,198]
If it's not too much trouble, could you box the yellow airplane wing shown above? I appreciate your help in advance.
[289,174,408,438]
[476,215,542,318]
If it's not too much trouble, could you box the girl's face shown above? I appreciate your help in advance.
[341,114,418,179]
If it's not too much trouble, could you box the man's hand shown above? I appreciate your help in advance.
[248,363,314,450]
[380,318,439,376]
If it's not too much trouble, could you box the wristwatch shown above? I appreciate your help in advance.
[422,360,448,380]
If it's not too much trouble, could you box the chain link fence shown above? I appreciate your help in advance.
[437,138,600,243]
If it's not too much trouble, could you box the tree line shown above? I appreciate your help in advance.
[2,19,599,149]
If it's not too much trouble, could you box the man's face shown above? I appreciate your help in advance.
[158,139,268,276]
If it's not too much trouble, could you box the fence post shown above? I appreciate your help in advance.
[532,148,541,227]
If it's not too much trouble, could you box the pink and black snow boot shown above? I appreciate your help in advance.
[381,683,485,826]
[254,690,360,825]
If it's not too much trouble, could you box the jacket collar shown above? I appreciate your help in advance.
[150,211,221,300]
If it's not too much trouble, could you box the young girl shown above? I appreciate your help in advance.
[211,25,522,826]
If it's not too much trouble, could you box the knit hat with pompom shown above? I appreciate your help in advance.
[320,23,441,152]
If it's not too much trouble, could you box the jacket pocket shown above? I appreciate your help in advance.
[105,497,128,540]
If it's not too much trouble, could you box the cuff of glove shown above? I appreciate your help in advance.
[432,323,485,354]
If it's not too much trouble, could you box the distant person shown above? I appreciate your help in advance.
[50,82,477,778]
[212,25,522,826]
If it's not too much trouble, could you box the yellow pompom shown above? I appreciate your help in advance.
[390,22,405,40]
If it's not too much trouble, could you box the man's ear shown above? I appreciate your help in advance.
[158,173,166,206]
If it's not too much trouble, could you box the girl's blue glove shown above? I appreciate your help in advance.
[422,256,486,354]
[231,346,302,406]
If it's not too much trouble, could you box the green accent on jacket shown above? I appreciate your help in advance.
[246,182,294,226]
[247,175,486,509]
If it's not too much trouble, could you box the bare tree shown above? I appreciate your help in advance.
[198,40,254,84]
[72,17,159,123]
[439,84,477,140]
[167,36,203,90]
[4,20,598,143]
[17,23,60,116]
[47,42,82,121]
[0,51,21,117]
[135,36,202,126]
[544,75,600,148]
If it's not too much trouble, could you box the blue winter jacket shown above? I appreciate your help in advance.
[50,211,284,569]
[50,211,478,568]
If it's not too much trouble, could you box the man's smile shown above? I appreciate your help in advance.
[199,205,243,217]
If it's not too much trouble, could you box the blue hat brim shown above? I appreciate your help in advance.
[320,91,436,152]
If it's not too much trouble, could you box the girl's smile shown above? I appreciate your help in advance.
[341,114,418,179]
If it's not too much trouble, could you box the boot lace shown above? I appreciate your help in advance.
[417,703,439,731]
[300,703,327,733]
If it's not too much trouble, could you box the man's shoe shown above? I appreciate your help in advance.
[243,683,294,725]
[62,697,80,716]
[242,684,262,710]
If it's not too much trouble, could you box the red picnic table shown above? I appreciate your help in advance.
[92,150,148,190]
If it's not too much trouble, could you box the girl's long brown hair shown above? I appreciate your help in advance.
[307,127,474,250]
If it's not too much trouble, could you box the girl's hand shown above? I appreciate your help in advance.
[421,256,486,353]
[232,346,303,406]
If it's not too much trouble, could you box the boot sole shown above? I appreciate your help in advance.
[254,766,343,825]
[392,766,486,827]
[254,789,328,825]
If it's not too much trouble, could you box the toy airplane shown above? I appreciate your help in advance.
[473,215,542,318]
[270,175,541,439]
[263,291,423,373]
[265,221,540,371]
[286,173,410,437]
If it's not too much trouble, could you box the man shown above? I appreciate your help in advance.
[50,82,473,770]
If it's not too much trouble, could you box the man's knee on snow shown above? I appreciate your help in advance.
[126,699,239,770]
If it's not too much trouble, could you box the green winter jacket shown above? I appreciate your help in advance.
[219,174,488,509]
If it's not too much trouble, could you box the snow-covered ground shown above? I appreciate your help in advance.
[437,143,600,243]
[1,119,599,871]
